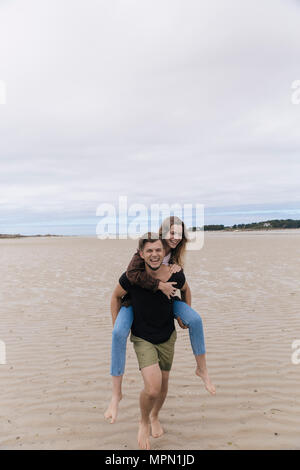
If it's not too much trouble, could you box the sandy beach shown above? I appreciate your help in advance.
[0,231,299,450]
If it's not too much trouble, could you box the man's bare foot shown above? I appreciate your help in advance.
[138,421,151,450]
[150,416,164,438]
[104,394,122,424]
[195,368,216,395]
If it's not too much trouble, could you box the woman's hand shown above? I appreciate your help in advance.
[169,264,182,275]
[176,317,189,329]
[158,281,177,299]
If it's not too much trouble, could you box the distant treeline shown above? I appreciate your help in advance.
[190,219,300,231]
[231,219,300,230]
[203,225,225,231]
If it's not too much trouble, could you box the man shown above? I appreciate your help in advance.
[110,233,190,450]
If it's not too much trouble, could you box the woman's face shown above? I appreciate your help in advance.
[165,224,183,250]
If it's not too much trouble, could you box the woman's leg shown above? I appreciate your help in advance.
[105,305,134,423]
[173,300,216,395]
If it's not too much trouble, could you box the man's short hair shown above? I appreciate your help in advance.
[138,232,163,251]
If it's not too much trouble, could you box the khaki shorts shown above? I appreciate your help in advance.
[130,329,177,371]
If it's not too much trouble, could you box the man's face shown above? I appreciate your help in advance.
[139,240,165,270]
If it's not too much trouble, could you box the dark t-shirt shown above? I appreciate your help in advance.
[119,270,186,344]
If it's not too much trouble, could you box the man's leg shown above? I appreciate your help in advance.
[138,363,162,450]
[150,370,169,438]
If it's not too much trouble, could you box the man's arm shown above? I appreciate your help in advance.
[175,281,192,330]
[111,283,128,326]
[180,281,191,306]
[126,251,177,299]
[126,251,160,291]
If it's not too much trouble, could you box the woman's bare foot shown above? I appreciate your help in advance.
[150,416,164,438]
[195,368,216,395]
[104,393,122,424]
[138,421,151,450]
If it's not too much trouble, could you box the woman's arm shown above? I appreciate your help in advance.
[126,251,177,298]
[126,251,160,291]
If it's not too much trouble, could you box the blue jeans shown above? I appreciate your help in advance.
[110,300,206,376]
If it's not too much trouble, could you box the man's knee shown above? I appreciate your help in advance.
[145,385,161,400]
[141,363,162,398]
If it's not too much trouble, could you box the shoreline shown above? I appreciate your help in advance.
[1,227,300,239]
[0,234,63,239]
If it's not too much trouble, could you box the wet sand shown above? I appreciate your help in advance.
[0,231,300,449]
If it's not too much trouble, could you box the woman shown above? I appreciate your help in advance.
[105,216,215,424]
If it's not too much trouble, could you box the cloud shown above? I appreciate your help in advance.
[0,0,300,230]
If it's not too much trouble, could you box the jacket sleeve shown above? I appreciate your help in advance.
[126,251,160,292]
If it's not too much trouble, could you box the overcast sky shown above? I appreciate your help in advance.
[0,0,300,233]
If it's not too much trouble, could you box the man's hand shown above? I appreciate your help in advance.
[158,281,177,299]
[176,317,189,329]
[168,264,182,275]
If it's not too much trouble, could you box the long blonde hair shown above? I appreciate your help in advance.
[159,216,188,267]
